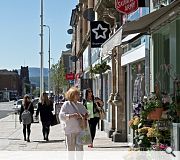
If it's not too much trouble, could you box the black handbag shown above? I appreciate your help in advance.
[50,114,60,126]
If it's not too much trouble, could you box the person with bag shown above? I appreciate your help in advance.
[19,94,34,142]
[83,88,104,148]
[59,87,89,151]
[35,92,53,141]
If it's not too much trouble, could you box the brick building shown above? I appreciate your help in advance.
[0,70,21,101]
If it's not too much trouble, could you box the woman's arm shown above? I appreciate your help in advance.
[59,102,81,121]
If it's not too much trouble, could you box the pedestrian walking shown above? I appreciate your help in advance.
[19,94,34,142]
[83,88,104,148]
[35,92,53,141]
[59,87,88,151]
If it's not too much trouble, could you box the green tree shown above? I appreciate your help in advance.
[51,59,67,99]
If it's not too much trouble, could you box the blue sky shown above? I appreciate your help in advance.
[0,0,77,70]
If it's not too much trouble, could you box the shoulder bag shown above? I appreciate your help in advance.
[96,103,106,120]
[70,102,92,145]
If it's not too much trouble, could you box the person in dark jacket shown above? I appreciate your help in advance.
[19,94,34,142]
[83,88,104,148]
[36,92,53,141]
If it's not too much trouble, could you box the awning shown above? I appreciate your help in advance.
[101,27,122,56]
[121,33,141,45]
[122,0,180,36]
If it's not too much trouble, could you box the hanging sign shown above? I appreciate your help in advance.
[115,0,139,15]
[90,21,110,48]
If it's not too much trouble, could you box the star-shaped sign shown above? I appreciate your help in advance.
[90,21,110,48]
[92,24,108,40]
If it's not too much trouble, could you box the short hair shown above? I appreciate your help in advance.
[65,87,80,101]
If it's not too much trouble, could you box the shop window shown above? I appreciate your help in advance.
[153,17,180,94]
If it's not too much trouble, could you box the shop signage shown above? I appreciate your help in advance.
[90,21,110,48]
[115,0,139,14]
[65,73,75,80]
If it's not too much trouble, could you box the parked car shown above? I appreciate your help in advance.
[13,99,23,114]
[32,98,39,123]
[32,98,39,110]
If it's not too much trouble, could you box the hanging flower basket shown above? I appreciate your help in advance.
[147,108,164,120]
[90,61,111,74]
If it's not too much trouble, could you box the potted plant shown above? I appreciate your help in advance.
[141,94,163,120]
[90,61,111,74]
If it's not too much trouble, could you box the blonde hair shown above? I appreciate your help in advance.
[65,87,80,101]
[40,92,50,105]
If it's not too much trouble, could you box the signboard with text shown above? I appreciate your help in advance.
[65,73,75,80]
[115,0,139,15]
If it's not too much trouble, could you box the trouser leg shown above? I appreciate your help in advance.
[65,133,83,151]
[89,117,99,142]
[65,134,76,151]
[23,124,26,141]
[42,124,46,140]
[46,125,50,141]
[27,124,31,141]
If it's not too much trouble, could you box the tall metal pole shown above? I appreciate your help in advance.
[43,25,51,97]
[40,0,44,95]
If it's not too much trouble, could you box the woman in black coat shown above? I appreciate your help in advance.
[19,94,34,142]
[36,92,53,141]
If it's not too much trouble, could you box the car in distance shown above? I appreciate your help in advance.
[32,98,39,110]
[13,99,23,114]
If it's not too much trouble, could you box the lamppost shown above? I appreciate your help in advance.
[43,24,51,97]
[40,0,44,94]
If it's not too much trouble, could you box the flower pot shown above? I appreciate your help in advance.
[147,108,163,120]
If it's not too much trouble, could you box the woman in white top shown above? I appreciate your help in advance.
[59,87,88,151]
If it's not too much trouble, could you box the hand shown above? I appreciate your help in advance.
[83,113,89,119]
[72,113,81,119]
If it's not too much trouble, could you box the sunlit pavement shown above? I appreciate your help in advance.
[0,113,129,151]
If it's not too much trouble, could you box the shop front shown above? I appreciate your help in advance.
[121,0,180,150]
[121,37,149,143]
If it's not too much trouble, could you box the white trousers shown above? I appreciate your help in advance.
[65,133,83,151]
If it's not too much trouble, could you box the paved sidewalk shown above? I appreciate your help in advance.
[0,113,129,151]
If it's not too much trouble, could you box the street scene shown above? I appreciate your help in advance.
[0,101,128,151]
[0,0,180,160]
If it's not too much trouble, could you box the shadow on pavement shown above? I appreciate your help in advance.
[94,145,129,149]
[33,139,65,143]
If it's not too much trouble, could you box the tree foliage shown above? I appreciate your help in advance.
[51,59,67,95]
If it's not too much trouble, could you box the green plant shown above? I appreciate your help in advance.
[167,99,180,123]
[141,94,163,119]
[90,61,111,74]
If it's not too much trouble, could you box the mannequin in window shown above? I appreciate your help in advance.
[132,64,145,116]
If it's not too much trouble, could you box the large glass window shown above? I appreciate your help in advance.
[153,16,180,94]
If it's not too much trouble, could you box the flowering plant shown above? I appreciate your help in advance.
[128,116,140,130]
[141,94,163,119]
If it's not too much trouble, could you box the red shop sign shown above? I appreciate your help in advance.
[115,0,138,15]
[65,73,75,80]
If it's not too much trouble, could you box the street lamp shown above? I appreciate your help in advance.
[43,24,51,97]
[40,0,44,95]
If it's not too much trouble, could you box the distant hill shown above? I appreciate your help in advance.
[17,67,48,88]
[30,76,48,88]
[29,67,48,88]
[28,67,48,77]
